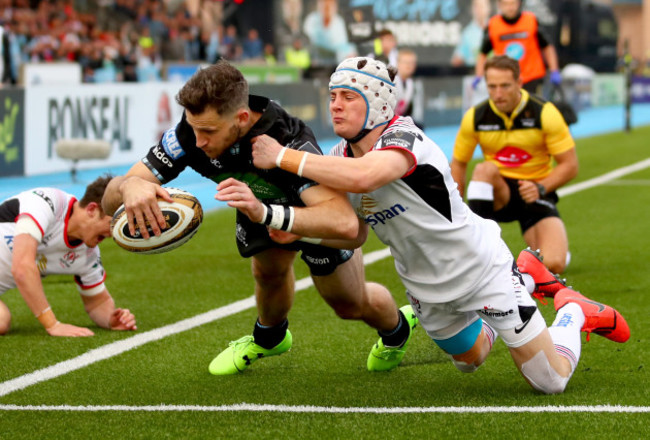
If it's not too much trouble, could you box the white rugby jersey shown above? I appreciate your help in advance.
[330,116,506,302]
[0,188,106,296]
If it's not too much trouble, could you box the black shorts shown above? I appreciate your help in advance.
[235,211,353,276]
[493,178,561,234]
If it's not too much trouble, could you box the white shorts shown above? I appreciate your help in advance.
[406,241,546,349]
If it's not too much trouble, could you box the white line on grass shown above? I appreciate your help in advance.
[1,158,648,402]
[1,403,649,413]
[557,158,650,196]
[0,250,388,398]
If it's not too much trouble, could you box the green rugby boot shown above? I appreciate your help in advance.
[209,330,292,375]
[367,305,418,372]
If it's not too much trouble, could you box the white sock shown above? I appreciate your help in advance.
[466,181,494,201]
[521,273,535,295]
[548,302,585,371]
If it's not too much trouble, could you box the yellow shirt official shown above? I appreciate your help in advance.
[453,90,574,180]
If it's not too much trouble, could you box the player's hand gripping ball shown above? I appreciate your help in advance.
[111,188,203,254]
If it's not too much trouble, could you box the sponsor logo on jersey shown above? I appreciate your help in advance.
[477,124,501,131]
[36,254,47,273]
[59,251,78,268]
[358,195,408,228]
[494,146,532,167]
[4,235,14,251]
[381,130,417,151]
[303,255,330,265]
[162,129,185,159]
[32,190,55,213]
[520,118,536,128]
[152,145,174,168]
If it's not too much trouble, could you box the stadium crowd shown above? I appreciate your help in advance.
[0,0,272,84]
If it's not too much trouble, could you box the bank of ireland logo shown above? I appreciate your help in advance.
[0,97,20,167]
[505,42,525,60]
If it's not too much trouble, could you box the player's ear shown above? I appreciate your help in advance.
[235,108,249,127]
[85,202,102,217]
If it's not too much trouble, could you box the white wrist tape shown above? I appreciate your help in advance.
[260,203,295,232]
[275,147,287,168]
[297,153,308,177]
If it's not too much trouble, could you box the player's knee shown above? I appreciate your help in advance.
[449,355,480,373]
[252,265,292,289]
[472,162,500,181]
[521,351,569,394]
[449,340,485,374]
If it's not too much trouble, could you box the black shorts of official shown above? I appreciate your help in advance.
[492,178,561,234]
[235,211,353,276]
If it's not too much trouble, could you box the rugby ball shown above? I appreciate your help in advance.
[111,188,203,254]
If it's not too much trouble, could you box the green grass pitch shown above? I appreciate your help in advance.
[1,126,650,439]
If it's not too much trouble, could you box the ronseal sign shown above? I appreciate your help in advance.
[24,83,184,176]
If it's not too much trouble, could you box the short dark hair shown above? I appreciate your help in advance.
[176,60,249,116]
[485,55,520,80]
[79,174,113,210]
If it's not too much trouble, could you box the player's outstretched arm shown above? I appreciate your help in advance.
[82,290,137,331]
[12,233,94,337]
[102,162,172,238]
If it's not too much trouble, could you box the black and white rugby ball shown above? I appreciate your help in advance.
[111,188,203,254]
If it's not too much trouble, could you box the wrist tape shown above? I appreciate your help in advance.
[260,203,295,232]
[36,307,59,329]
[277,147,308,177]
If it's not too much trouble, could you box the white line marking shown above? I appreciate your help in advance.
[0,251,374,398]
[1,157,648,400]
[1,403,649,413]
[558,158,650,196]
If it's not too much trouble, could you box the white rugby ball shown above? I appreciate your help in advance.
[111,188,203,254]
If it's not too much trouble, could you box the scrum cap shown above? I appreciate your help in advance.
[329,57,397,137]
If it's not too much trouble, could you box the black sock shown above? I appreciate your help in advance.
[253,319,288,349]
[468,199,495,219]
[379,310,410,347]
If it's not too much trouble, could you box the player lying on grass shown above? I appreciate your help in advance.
[0,176,137,336]
[250,56,630,393]
[102,60,416,375]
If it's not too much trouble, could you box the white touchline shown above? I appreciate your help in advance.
[1,158,649,400]
[0,403,649,413]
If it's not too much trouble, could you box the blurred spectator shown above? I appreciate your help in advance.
[264,43,276,65]
[1,19,16,85]
[372,29,397,67]
[242,28,263,61]
[199,24,221,64]
[451,0,490,67]
[303,0,356,64]
[284,36,310,70]
[221,24,242,61]
[395,48,417,118]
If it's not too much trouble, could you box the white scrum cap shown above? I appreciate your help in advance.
[329,57,397,131]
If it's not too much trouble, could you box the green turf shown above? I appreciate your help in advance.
[1,126,649,438]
